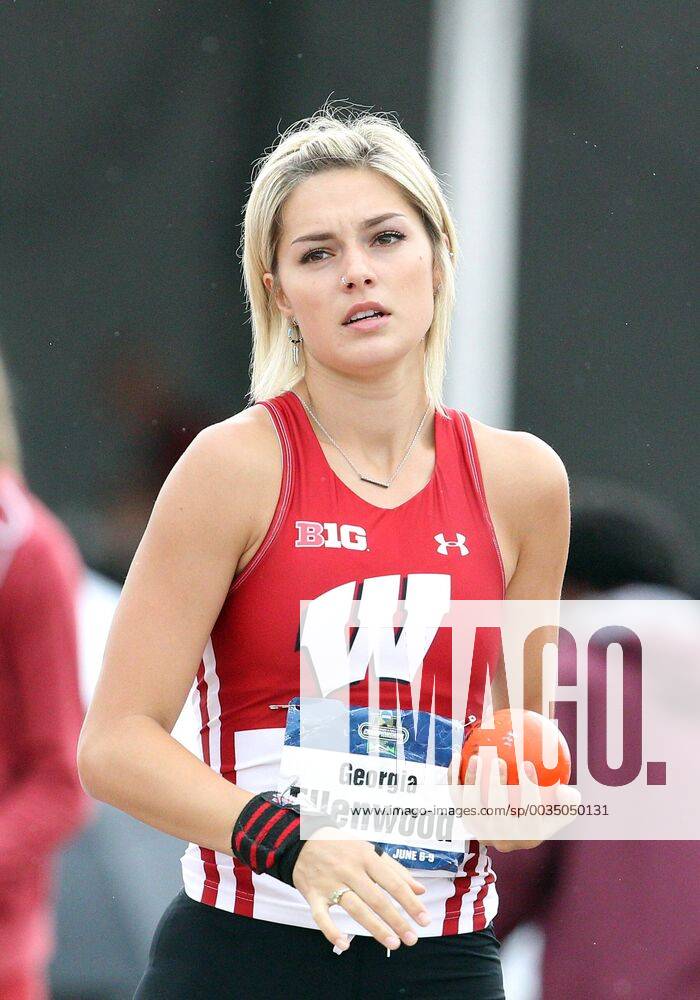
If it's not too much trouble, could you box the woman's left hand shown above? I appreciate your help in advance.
[448,753,582,852]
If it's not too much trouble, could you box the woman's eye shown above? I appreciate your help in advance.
[300,248,331,264]
[300,230,406,264]
[374,230,406,246]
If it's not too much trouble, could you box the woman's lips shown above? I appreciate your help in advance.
[342,314,391,332]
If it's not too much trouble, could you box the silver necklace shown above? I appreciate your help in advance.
[295,389,432,489]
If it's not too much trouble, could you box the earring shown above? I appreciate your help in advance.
[287,319,302,365]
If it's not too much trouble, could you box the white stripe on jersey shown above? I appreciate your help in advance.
[181,638,241,904]
[456,844,498,934]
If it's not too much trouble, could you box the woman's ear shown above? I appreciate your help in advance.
[432,234,451,293]
[433,233,449,295]
[263,271,294,322]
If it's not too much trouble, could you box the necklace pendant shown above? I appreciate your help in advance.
[295,387,431,493]
[359,475,391,489]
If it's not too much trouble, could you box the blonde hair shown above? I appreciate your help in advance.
[241,103,458,413]
[0,350,22,474]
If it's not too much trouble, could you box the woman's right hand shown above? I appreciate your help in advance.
[292,831,431,952]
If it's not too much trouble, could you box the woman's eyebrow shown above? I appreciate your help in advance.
[290,212,407,245]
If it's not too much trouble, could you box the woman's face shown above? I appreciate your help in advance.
[264,167,441,379]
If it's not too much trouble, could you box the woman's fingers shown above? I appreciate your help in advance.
[446,749,461,785]
[450,750,582,850]
[486,838,544,852]
[341,851,431,946]
[308,898,351,951]
[295,839,432,949]
[462,752,506,787]
[334,888,406,949]
[367,857,431,927]
[348,869,431,945]
[464,754,477,783]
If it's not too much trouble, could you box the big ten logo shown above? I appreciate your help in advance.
[295,521,368,551]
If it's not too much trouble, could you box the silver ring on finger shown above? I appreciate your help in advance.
[328,885,351,907]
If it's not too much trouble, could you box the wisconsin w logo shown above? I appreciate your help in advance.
[434,532,469,556]
[300,574,451,697]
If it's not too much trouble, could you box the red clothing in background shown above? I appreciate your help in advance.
[0,465,93,980]
[493,625,700,999]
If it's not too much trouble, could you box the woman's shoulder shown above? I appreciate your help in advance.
[466,416,570,563]
[193,402,282,469]
[165,404,282,524]
[151,404,283,575]
[467,416,568,491]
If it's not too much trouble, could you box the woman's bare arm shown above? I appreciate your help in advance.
[76,410,428,949]
[498,431,571,716]
[461,430,575,853]
[77,411,276,854]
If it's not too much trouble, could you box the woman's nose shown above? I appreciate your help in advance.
[341,247,377,288]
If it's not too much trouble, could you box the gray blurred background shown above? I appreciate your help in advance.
[2,0,697,589]
[1,1,697,996]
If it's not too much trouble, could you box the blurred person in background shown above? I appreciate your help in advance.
[494,481,700,1000]
[0,350,93,999]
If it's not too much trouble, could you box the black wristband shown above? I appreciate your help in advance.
[230,791,334,886]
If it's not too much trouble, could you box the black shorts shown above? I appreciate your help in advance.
[134,888,505,1000]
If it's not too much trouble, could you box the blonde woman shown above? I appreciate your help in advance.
[79,105,570,999]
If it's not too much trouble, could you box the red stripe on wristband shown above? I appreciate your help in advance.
[272,814,300,849]
[235,800,276,865]
[265,815,301,869]
[250,808,291,871]
[241,800,274,836]
[250,838,259,873]
[257,809,290,846]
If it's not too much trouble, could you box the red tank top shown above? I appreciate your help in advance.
[181,390,506,936]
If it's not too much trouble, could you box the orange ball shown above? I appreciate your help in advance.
[459,709,571,786]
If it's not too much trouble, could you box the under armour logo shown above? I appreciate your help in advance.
[434,532,469,556]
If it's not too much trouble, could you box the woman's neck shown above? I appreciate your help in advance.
[292,373,434,475]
